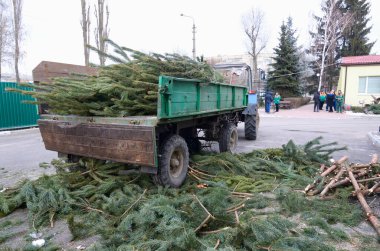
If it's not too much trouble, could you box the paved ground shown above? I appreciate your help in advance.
[237,103,380,164]
[0,128,56,188]
[1,103,380,249]
[1,103,380,188]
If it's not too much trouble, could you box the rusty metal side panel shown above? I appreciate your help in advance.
[38,120,156,167]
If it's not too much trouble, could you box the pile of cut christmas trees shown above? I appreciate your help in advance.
[7,39,224,117]
[1,137,380,250]
[1,40,380,249]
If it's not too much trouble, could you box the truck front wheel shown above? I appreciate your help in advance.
[219,123,238,153]
[244,114,257,140]
[155,135,189,188]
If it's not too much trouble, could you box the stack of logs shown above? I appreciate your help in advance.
[304,154,380,236]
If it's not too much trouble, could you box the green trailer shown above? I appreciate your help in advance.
[38,64,259,187]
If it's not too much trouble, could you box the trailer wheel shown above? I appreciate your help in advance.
[244,114,257,140]
[155,135,189,188]
[219,123,238,153]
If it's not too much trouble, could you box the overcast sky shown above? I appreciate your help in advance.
[11,0,380,77]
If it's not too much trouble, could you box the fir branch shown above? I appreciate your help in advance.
[119,188,147,220]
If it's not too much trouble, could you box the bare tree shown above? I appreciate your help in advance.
[10,0,23,83]
[242,8,268,89]
[80,0,91,66]
[94,0,109,66]
[312,0,353,91]
[298,50,317,95]
[0,0,11,80]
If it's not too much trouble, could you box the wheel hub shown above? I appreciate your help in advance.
[170,149,184,178]
[229,130,238,150]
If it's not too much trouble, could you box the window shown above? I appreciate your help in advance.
[368,77,380,93]
[358,76,380,94]
[358,77,366,93]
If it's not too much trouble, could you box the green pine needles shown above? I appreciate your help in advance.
[7,39,222,117]
[0,138,377,250]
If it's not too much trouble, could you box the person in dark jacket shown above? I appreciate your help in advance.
[326,90,335,112]
[264,91,273,113]
[313,91,320,112]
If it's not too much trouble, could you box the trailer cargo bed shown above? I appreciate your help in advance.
[38,74,257,187]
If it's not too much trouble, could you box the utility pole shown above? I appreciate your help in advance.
[180,13,196,60]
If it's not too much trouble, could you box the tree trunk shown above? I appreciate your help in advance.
[81,0,90,66]
[0,5,7,80]
[348,169,380,236]
[242,8,267,93]
[320,163,346,197]
[12,0,22,83]
[315,0,353,92]
[318,0,333,92]
[94,0,109,66]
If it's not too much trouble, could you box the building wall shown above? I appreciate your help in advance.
[337,64,380,106]
[205,52,275,93]
[205,53,274,74]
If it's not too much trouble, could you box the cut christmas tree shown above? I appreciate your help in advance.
[7,39,223,117]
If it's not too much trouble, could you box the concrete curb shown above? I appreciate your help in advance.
[0,127,38,136]
[367,131,380,148]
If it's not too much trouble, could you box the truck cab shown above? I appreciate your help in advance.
[213,63,254,91]
[213,63,259,140]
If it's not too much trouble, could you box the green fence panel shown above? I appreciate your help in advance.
[0,82,39,130]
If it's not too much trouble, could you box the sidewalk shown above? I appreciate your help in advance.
[259,103,349,119]
[259,102,380,119]
[258,102,380,148]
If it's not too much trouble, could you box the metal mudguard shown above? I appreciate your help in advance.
[242,103,257,116]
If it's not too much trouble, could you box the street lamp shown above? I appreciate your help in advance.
[180,13,196,60]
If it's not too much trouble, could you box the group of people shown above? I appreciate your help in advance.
[264,91,281,113]
[263,89,345,114]
[313,90,344,113]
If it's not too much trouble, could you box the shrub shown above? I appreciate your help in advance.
[283,97,311,108]
[368,104,380,114]
[350,106,364,113]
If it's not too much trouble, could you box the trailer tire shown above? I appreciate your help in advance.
[219,123,238,153]
[244,114,257,140]
[155,135,189,188]
[151,174,163,186]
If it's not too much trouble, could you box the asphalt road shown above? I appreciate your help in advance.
[1,103,379,188]
[237,108,380,164]
[0,128,56,187]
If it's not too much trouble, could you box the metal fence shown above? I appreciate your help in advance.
[0,82,39,130]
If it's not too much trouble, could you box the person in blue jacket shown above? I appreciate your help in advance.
[326,90,335,112]
[264,91,273,113]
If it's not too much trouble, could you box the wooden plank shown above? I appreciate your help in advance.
[38,120,156,166]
